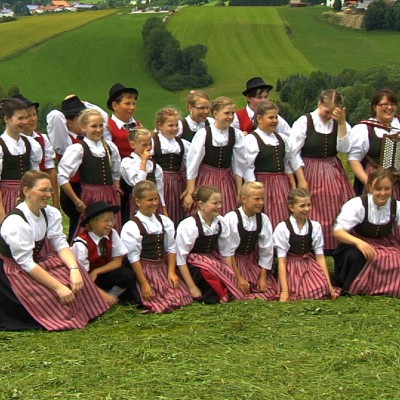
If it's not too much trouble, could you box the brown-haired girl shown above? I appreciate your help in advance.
[291,89,354,253]
[0,97,43,223]
[58,109,122,235]
[183,96,246,215]
[333,168,400,297]
[273,188,337,302]
[121,180,192,313]
[0,170,108,330]
[176,185,244,303]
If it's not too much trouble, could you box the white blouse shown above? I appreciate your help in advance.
[120,152,165,206]
[244,128,300,181]
[57,137,121,186]
[120,211,175,264]
[224,207,274,269]
[291,109,351,163]
[334,194,400,232]
[175,213,231,266]
[177,116,215,137]
[150,132,191,167]
[186,124,246,180]
[0,132,42,173]
[71,228,128,272]
[347,117,400,161]
[273,215,324,257]
[0,203,69,272]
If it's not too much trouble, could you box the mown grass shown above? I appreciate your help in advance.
[0,10,117,60]
[1,297,400,399]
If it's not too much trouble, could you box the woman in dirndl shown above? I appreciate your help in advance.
[0,170,109,331]
[333,168,400,297]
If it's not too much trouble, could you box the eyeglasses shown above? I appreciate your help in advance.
[192,105,210,111]
[377,102,397,108]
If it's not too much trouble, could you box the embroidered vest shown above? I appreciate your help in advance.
[202,126,235,168]
[236,108,255,133]
[191,213,221,254]
[234,210,262,255]
[152,135,184,172]
[79,141,112,185]
[0,136,31,180]
[108,118,142,159]
[285,219,313,255]
[250,131,285,173]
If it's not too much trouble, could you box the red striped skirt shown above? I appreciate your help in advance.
[349,236,400,297]
[235,253,279,300]
[0,180,20,214]
[163,170,186,227]
[196,164,237,215]
[255,172,291,229]
[187,252,245,302]
[2,253,109,331]
[281,253,332,301]
[303,156,355,250]
[139,258,193,313]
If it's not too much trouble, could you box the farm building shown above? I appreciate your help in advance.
[0,8,14,17]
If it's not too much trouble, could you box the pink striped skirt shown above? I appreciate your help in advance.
[197,164,237,215]
[303,156,355,250]
[187,252,245,302]
[281,253,332,301]
[163,170,186,226]
[255,172,291,229]
[349,236,400,297]
[2,253,109,331]
[0,180,20,214]
[235,253,279,300]
[139,258,193,313]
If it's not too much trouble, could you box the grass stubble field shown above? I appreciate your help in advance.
[1,6,400,399]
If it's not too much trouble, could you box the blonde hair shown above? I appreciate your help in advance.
[187,90,210,107]
[128,127,152,142]
[19,170,50,203]
[210,96,235,115]
[134,180,157,200]
[192,185,221,203]
[287,188,311,207]
[367,167,394,192]
[155,107,181,128]
[240,181,264,197]
[318,89,343,108]
[78,109,104,126]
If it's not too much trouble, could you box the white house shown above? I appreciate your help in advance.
[0,8,15,17]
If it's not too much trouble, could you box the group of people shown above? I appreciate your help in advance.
[0,76,399,332]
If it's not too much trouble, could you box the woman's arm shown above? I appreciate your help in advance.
[277,257,290,302]
[178,264,202,299]
[57,247,84,292]
[167,252,180,289]
[348,160,368,187]
[333,228,376,261]
[131,260,153,301]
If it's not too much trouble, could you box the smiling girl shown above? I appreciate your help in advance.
[57,109,122,235]
[183,96,246,215]
[333,168,400,297]
[273,188,337,302]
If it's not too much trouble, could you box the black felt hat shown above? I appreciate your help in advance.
[61,96,86,118]
[80,201,121,226]
[107,83,139,110]
[12,93,39,109]
[242,77,273,96]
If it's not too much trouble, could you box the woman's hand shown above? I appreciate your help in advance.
[356,240,376,261]
[70,268,84,292]
[183,193,194,211]
[189,285,202,299]
[168,272,180,289]
[238,276,250,295]
[257,276,268,293]
[75,201,86,214]
[140,282,154,301]
[56,285,76,304]
[279,291,290,302]
[330,285,339,300]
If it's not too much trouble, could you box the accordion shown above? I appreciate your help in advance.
[380,134,400,172]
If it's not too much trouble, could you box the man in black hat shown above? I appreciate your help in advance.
[232,76,291,136]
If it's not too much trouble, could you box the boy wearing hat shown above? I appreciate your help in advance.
[13,93,59,209]
[232,76,291,136]
[71,201,137,306]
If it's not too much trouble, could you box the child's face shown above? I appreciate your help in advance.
[317,101,335,123]
[199,192,222,220]
[89,211,115,237]
[112,94,137,122]
[289,196,311,222]
[241,189,264,216]
[82,115,104,142]
[5,109,27,135]
[189,98,211,123]
[24,105,38,135]
[257,110,278,133]
[131,134,151,155]
[136,190,159,217]
[247,90,269,111]
[370,177,392,207]
[213,104,235,130]
[158,115,179,140]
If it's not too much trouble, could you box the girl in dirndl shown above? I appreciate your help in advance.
[58,109,122,236]
[244,101,306,229]
[273,188,338,302]
[291,90,354,254]
[121,180,192,313]
[0,170,109,331]
[183,96,246,215]
[152,107,190,226]
[224,181,279,301]
[333,168,400,297]
[176,186,244,304]
[0,97,43,223]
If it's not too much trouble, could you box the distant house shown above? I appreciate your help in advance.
[72,2,98,10]
[50,0,71,6]
[0,8,15,17]
[289,0,311,6]
[355,0,375,10]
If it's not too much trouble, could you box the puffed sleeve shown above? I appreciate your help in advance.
[110,229,128,257]
[217,216,231,257]
[46,206,69,252]
[273,221,291,258]
[57,143,84,186]
[155,165,166,207]
[176,217,199,266]
[231,128,246,178]
[160,215,176,254]
[277,115,292,137]
[120,220,142,264]
[243,134,259,182]
[25,135,43,170]
[108,140,121,181]
[290,115,308,166]
[46,110,70,156]
[333,197,365,232]
[186,128,207,180]
[347,124,370,161]
[71,240,90,272]
[258,214,274,269]
[311,220,324,255]
[223,211,240,257]
[42,134,56,169]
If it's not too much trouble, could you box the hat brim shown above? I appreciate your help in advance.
[107,88,139,110]
[62,106,86,118]
[80,205,121,226]
[242,84,273,96]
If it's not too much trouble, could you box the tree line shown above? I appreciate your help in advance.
[276,65,400,126]
[142,17,212,92]
[364,0,400,31]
